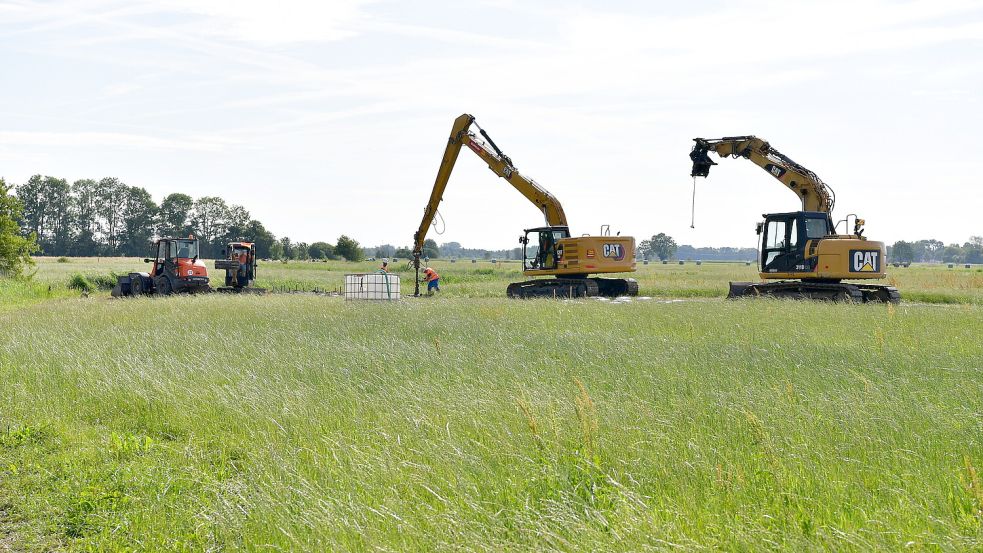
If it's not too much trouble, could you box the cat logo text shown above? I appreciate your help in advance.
[603,244,626,261]
[850,250,880,273]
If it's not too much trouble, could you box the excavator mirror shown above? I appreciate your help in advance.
[755,222,764,235]
[143,258,152,263]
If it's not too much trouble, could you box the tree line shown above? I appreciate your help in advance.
[888,238,983,264]
[12,174,367,261]
[365,240,522,261]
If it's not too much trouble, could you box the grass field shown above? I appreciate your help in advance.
[1,258,982,550]
[17,255,983,304]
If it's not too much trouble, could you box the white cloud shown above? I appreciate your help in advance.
[1,0,981,245]
[160,0,371,43]
[0,131,239,152]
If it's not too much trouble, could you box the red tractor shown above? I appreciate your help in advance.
[112,236,211,297]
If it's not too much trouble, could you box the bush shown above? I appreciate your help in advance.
[57,257,70,263]
[67,272,119,292]
[89,273,120,290]
[68,273,93,293]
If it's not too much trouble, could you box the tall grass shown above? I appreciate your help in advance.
[24,256,983,304]
[0,295,981,550]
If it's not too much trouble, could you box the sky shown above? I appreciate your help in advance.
[1,0,981,250]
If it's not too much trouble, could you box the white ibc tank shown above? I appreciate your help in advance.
[345,273,400,300]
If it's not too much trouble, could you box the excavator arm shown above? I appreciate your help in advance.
[412,114,568,259]
[690,135,835,213]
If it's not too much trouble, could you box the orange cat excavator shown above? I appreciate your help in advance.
[412,114,637,298]
[690,136,899,302]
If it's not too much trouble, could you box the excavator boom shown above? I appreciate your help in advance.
[690,136,835,213]
[412,114,567,257]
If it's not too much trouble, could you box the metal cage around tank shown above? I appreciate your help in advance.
[344,273,401,301]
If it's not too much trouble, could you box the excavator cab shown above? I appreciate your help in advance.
[520,226,570,271]
[758,211,835,274]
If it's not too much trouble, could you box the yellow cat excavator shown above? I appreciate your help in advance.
[412,113,637,298]
[690,135,900,302]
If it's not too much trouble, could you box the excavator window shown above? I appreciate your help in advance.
[522,229,564,271]
[762,219,789,270]
[805,217,828,239]
[765,220,786,250]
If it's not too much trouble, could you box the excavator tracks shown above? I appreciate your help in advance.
[728,281,900,303]
[506,278,638,299]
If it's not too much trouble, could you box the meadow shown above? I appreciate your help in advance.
[0,258,981,550]
[15,255,983,304]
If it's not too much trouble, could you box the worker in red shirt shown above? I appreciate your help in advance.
[422,267,440,295]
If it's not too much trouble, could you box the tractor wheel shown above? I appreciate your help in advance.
[157,277,173,296]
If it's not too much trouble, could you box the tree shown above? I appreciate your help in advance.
[158,193,194,238]
[915,239,944,263]
[71,179,102,256]
[440,241,462,258]
[393,247,411,258]
[373,244,395,258]
[221,204,251,245]
[942,243,963,263]
[47,179,73,256]
[0,179,38,276]
[649,233,678,261]
[190,196,230,258]
[278,236,293,260]
[422,238,440,259]
[293,241,310,260]
[96,177,128,254]
[16,175,72,256]
[15,175,47,244]
[121,186,157,256]
[335,235,363,261]
[965,237,983,264]
[243,220,276,258]
[891,241,915,263]
[309,241,335,260]
[269,240,284,260]
[637,239,652,260]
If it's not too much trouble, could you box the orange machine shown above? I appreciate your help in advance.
[112,235,210,296]
[412,114,637,298]
[215,241,265,293]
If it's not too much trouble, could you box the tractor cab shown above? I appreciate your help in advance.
[520,226,571,272]
[757,211,835,275]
